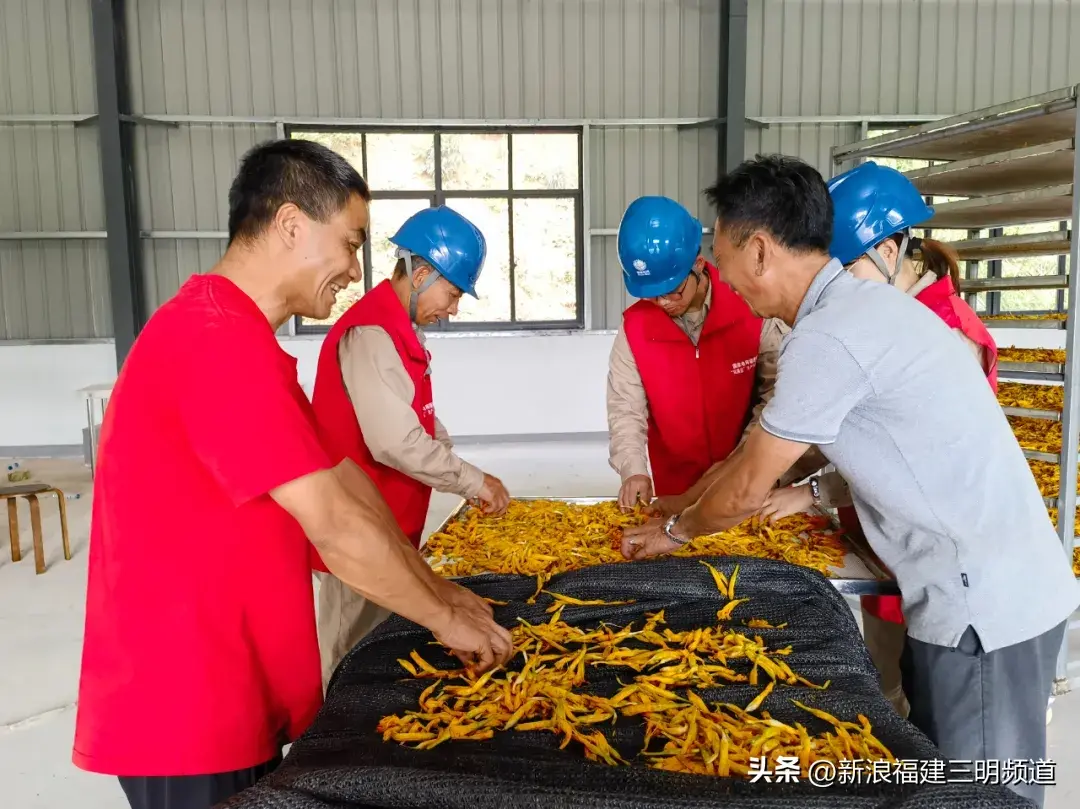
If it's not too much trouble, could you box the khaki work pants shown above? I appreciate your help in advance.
[861,607,911,718]
[316,572,391,691]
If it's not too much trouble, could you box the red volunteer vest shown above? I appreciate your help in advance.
[857,274,999,624]
[310,280,436,573]
[623,263,763,496]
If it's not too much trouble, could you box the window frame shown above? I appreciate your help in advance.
[285,125,586,334]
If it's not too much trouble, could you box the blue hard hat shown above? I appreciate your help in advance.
[390,206,486,297]
[617,196,704,299]
[827,161,935,265]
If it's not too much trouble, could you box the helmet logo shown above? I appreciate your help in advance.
[632,259,648,275]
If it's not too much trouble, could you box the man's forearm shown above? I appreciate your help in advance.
[681,457,729,505]
[311,479,449,630]
[679,440,750,507]
[680,495,757,539]
[336,459,405,534]
[679,427,811,538]
[679,448,763,538]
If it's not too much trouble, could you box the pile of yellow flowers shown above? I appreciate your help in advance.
[426,500,848,590]
[379,566,894,776]
[997,387,1080,576]
[998,382,1063,412]
[998,347,1066,364]
[983,313,1067,322]
[1009,416,1062,454]
[1029,459,1065,499]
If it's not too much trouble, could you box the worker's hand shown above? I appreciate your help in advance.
[430,591,515,674]
[620,518,683,561]
[756,484,814,524]
[618,475,654,512]
[477,474,510,516]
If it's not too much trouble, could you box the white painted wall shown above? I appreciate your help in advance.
[0,332,617,448]
[0,325,1065,450]
[0,343,118,449]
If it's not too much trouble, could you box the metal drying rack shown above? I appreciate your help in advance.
[833,85,1080,692]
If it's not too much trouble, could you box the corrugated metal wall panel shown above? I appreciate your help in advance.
[746,123,863,180]
[0,0,103,339]
[124,0,722,323]
[745,0,1080,176]
[125,0,721,120]
[141,239,228,315]
[132,122,273,311]
[132,124,276,232]
[18,0,1080,340]
[2,0,722,337]
[0,126,104,233]
[0,241,111,339]
[748,0,1080,119]
[0,0,97,115]
[14,0,1080,339]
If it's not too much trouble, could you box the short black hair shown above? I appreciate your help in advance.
[703,154,832,253]
[227,139,371,245]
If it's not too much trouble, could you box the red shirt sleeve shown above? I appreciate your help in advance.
[175,323,334,507]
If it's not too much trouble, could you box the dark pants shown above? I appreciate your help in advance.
[118,754,281,809]
[901,622,1064,808]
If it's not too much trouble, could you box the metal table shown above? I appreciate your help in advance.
[425,496,899,596]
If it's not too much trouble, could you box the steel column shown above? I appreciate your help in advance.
[1053,95,1080,691]
[90,0,144,369]
[581,124,593,330]
[722,0,748,173]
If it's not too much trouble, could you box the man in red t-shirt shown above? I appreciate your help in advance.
[73,139,513,809]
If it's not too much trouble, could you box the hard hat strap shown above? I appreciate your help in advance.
[866,232,909,286]
[399,248,443,321]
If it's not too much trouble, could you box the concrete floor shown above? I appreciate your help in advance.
[2,440,1079,808]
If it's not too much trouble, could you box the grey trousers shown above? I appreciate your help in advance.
[900,621,1065,808]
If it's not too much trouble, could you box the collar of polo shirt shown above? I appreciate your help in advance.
[795,259,846,327]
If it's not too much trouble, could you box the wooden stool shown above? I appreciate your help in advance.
[1,483,72,574]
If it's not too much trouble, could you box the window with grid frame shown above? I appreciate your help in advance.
[867,128,1067,316]
[288,128,584,332]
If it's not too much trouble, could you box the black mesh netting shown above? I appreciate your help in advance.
[222,557,1034,809]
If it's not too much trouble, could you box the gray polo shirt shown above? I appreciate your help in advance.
[761,259,1079,652]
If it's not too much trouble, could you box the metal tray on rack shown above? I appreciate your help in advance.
[424,496,898,596]
[831,86,1079,163]
[1023,448,1061,463]
[1003,405,1061,421]
[949,231,1070,262]
[906,140,1076,197]
[983,316,1068,330]
[997,360,1066,383]
[927,184,1074,230]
